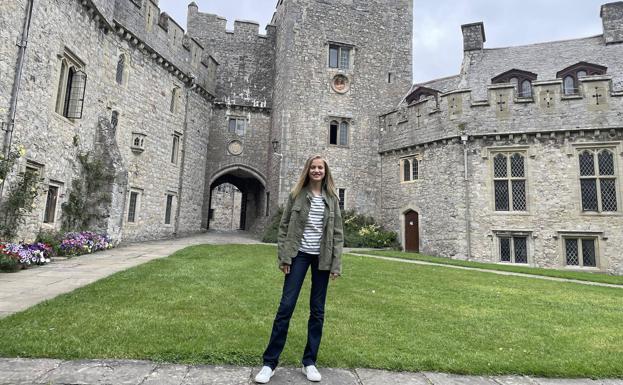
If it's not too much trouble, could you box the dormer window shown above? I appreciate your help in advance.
[405,86,439,105]
[556,62,607,96]
[491,69,537,98]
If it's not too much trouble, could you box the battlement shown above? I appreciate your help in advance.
[188,4,275,42]
[380,76,623,153]
[109,0,216,96]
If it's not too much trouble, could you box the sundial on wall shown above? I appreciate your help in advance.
[227,140,243,155]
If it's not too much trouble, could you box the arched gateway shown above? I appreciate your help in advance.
[204,164,269,233]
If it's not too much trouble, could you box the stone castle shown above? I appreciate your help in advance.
[1,0,622,274]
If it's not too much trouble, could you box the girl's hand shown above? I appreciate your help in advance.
[330,273,339,280]
[280,264,290,274]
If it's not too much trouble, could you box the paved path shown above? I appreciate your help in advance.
[1,232,621,384]
[1,358,621,385]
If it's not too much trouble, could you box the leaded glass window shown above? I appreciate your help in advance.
[564,238,597,267]
[579,149,618,212]
[499,235,528,263]
[401,157,420,183]
[403,159,411,182]
[493,152,527,211]
[339,121,348,145]
[329,119,349,146]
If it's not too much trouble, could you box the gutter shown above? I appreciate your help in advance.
[1,0,34,194]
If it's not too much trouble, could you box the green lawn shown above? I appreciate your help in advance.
[357,249,623,286]
[0,244,622,378]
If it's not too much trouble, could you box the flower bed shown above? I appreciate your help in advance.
[0,231,114,272]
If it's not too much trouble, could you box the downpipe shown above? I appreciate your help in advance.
[462,134,472,259]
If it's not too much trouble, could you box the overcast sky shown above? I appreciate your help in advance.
[159,0,607,84]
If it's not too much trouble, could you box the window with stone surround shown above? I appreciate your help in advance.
[127,189,142,223]
[338,188,345,210]
[116,54,130,86]
[170,132,181,165]
[578,149,618,212]
[497,233,528,264]
[170,86,181,114]
[491,69,537,98]
[55,49,87,119]
[228,117,247,136]
[400,156,420,183]
[131,132,146,153]
[557,62,607,96]
[493,152,526,211]
[563,236,598,268]
[329,119,349,146]
[145,2,154,32]
[43,183,61,224]
[328,43,351,70]
[164,193,175,225]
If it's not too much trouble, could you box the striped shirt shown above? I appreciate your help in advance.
[298,196,325,254]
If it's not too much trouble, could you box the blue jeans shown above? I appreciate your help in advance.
[262,251,330,369]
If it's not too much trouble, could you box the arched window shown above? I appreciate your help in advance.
[412,158,419,180]
[520,80,532,98]
[563,76,576,95]
[578,149,618,212]
[170,87,181,113]
[134,136,142,147]
[339,121,348,146]
[577,70,587,78]
[329,121,339,145]
[116,55,126,85]
[403,159,411,182]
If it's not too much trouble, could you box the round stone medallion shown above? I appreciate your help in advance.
[227,140,243,156]
[331,74,350,94]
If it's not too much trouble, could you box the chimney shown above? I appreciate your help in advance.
[601,2,623,44]
[461,22,486,51]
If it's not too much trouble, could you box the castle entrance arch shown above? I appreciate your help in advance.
[404,210,420,252]
[206,165,268,232]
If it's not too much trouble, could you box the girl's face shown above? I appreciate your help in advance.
[308,158,325,183]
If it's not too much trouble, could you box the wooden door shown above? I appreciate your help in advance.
[404,210,419,252]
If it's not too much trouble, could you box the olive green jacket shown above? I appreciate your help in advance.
[277,186,344,274]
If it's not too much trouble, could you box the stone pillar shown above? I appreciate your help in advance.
[601,2,623,44]
[461,22,486,51]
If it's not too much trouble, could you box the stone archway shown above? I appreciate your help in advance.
[205,165,268,233]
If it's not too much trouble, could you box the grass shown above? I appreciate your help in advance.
[355,249,623,286]
[0,244,622,378]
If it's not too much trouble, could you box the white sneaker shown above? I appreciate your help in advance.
[255,366,275,383]
[302,365,322,382]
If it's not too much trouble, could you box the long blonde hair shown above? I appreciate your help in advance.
[291,155,338,198]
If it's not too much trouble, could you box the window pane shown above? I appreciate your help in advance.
[165,195,173,225]
[403,160,411,182]
[329,122,338,145]
[228,118,236,133]
[493,154,507,178]
[509,77,518,87]
[580,179,598,211]
[581,239,596,267]
[339,122,348,145]
[600,178,618,212]
[236,119,245,136]
[520,80,532,97]
[577,70,587,78]
[510,153,524,177]
[116,55,125,85]
[565,238,579,265]
[339,47,350,69]
[579,151,595,176]
[171,136,179,164]
[412,159,419,180]
[598,150,615,176]
[514,237,527,263]
[495,180,509,211]
[44,186,59,223]
[66,70,87,119]
[511,180,526,211]
[329,46,338,68]
[128,192,138,222]
[134,137,141,146]
[500,238,511,262]
[563,76,575,95]
[338,189,345,210]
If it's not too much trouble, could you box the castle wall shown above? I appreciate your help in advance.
[0,0,27,126]
[271,0,413,215]
[2,0,213,242]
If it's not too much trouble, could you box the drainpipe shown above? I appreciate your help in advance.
[1,0,34,197]
[173,81,197,236]
[461,133,472,259]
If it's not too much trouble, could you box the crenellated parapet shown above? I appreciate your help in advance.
[380,76,623,153]
[187,4,276,108]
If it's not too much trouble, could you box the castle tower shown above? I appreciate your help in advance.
[270,0,413,214]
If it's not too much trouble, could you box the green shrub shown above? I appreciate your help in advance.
[35,230,63,257]
[261,207,283,243]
